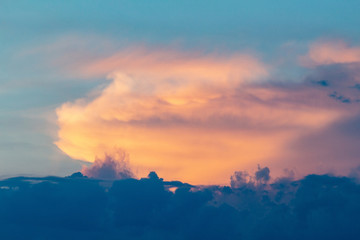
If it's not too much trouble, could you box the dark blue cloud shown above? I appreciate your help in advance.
[81,154,134,180]
[0,169,359,239]
[255,165,271,184]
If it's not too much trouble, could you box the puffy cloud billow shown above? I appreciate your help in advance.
[0,169,359,240]
[54,42,360,184]
[81,151,134,180]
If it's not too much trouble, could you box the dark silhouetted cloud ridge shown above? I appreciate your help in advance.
[0,167,359,240]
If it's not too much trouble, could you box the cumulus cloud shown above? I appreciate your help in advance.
[55,45,356,184]
[81,150,134,180]
[255,165,270,184]
[230,170,251,188]
[0,170,359,239]
[230,165,271,188]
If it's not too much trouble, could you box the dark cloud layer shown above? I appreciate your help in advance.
[0,169,359,240]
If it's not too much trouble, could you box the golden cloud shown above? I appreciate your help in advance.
[55,48,343,184]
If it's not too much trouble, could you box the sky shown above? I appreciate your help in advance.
[1,1,360,185]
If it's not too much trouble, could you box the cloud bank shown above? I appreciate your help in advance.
[0,170,359,240]
[303,40,360,66]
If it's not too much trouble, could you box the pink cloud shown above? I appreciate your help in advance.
[54,46,356,185]
[302,40,360,66]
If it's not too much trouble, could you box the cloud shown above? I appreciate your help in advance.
[305,61,360,104]
[81,150,134,180]
[255,165,270,184]
[302,40,360,66]
[283,113,360,174]
[55,46,356,185]
[0,171,360,239]
[229,165,271,188]
[81,47,268,81]
[230,170,251,188]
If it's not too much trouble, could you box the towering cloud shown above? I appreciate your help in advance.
[54,44,360,184]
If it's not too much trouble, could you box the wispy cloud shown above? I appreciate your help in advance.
[301,40,360,66]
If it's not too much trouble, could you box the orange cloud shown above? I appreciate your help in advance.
[80,47,267,81]
[302,40,360,66]
[55,48,344,185]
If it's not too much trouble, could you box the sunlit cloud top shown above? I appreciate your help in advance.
[54,43,360,184]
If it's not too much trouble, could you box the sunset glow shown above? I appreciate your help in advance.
[3,1,360,238]
[55,47,353,184]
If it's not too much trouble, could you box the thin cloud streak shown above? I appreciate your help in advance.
[301,40,360,66]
